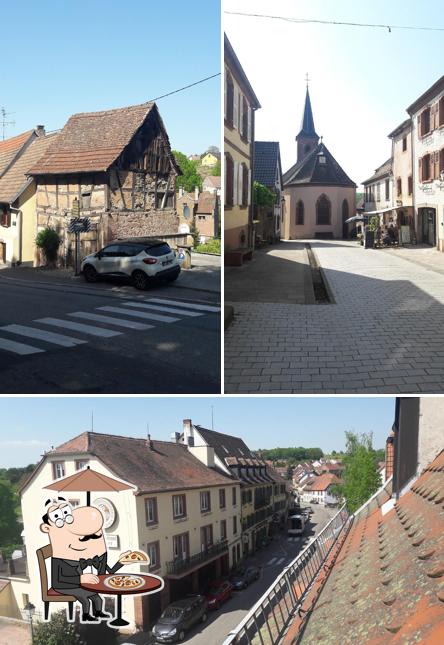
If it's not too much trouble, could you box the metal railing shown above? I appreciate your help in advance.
[165,539,228,576]
[222,505,350,645]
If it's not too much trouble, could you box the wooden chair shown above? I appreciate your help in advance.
[36,544,76,621]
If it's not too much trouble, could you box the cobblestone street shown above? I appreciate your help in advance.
[225,239,444,393]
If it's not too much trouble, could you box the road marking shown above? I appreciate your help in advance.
[267,557,277,566]
[1,324,87,348]
[98,306,179,323]
[124,302,202,317]
[0,337,45,355]
[35,318,122,338]
[276,557,285,566]
[147,298,221,313]
[68,312,153,330]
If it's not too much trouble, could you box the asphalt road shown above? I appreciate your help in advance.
[0,274,221,393]
[183,504,336,645]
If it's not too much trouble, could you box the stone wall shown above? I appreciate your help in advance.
[107,209,179,240]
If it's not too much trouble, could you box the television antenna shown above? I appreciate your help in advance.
[1,108,15,140]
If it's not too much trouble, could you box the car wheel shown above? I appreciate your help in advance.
[83,264,98,283]
[132,270,149,290]
[201,612,208,623]
[178,630,185,642]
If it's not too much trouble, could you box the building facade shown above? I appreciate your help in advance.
[253,141,284,244]
[283,87,356,240]
[224,34,261,265]
[388,119,414,235]
[3,432,240,632]
[407,75,444,250]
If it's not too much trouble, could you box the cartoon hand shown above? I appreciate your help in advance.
[118,550,131,563]
[81,573,99,585]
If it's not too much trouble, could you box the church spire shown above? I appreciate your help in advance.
[296,76,319,162]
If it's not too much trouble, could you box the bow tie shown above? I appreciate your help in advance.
[79,555,102,571]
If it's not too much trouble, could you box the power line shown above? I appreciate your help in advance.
[149,72,221,102]
[224,11,444,33]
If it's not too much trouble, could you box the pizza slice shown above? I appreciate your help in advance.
[119,550,150,564]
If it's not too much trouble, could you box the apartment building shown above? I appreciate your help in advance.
[224,34,261,265]
[2,431,240,632]
[178,420,289,557]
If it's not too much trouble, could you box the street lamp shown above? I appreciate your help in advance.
[23,602,35,643]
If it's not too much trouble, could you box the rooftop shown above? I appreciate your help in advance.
[254,141,282,189]
[224,33,261,109]
[0,130,34,178]
[304,473,340,492]
[362,157,392,185]
[196,192,217,214]
[283,142,356,188]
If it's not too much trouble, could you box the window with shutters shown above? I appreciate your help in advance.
[439,96,444,127]
[402,136,407,152]
[242,164,248,206]
[385,180,390,201]
[237,163,243,206]
[420,107,431,137]
[295,200,304,225]
[397,178,402,197]
[0,210,11,228]
[225,71,234,127]
[242,97,248,141]
[440,149,444,176]
[421,154,431,181]
[316,194,331,225]
[408,175,413,195]
[376,183,381,202]
[225,153,234,207]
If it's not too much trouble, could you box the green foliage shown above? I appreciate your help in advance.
[253,181,275,207]
[0,464,36,486]
[189,218,200,247]
[368,215,379,232]
[173,150,202,193]
[36,228,61,264]
[257,447,324,462]
[195,238,221,255]
[332,432,382,513]
[0,477,21,551]
[211,160,221,176]
[33,611,80,645]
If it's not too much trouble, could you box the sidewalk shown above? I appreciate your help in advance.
[0,253,220,294]
[380,244,444,276]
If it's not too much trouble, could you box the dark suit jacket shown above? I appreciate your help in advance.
[51,554,123,590]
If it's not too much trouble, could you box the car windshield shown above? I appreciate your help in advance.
[145,243,172,257]
[160,606,184,622]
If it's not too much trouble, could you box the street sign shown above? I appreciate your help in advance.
[68,217,91,234]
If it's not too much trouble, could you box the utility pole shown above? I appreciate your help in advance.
[1,108,15,140]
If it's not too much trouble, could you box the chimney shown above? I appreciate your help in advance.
[183,419,194,446]
[35,125,45,137]
[194,186,199,201]
[147,433,154,451]
[170,432,181,443]
[385,431,395,481]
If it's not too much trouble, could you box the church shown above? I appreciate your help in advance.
[282,85,356,239]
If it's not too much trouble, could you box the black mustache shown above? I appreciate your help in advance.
[78,533,102,542]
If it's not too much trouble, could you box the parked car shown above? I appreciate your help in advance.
[81,238,180,290]
[152,595,207,643]
[230,566,260,590]
[205,580,233,609]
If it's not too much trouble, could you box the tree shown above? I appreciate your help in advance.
[331,431,381,513]
[173,150,202,193]
[189,218,200,247]
[0,477,21,558]
[206,145,220,154]
[211,159,221,176]
[253,181,275,207]
[33,611,80,645]
[36,228,61,265]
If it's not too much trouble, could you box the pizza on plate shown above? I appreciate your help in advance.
[106,575,144,590]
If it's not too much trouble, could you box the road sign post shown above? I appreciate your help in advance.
[68,210,91,276]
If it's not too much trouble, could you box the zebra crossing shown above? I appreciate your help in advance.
[0,297,220,357]
[266,556,287,567]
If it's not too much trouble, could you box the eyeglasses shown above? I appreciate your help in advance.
[48,504,74,528]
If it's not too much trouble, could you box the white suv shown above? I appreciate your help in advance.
[81,238,180,290]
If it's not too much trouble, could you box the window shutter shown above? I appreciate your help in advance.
[239,94,244,137]
[224,70,227,120]
[417,115,421,138]
[247,106,252,143]
[238,163,243,205]
[233,90,239,130]
[248,168,252,205]
[233,160,238,205]
[418,157,423,182]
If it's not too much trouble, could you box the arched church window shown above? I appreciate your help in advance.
[316,194,331,225]
[342,199,349,222]
[295,200,304,225]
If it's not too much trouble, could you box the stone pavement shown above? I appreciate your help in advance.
[225,239,444,393]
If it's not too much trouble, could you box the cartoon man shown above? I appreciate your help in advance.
[40,497,131,622]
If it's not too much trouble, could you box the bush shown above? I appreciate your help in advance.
[195,238,221,255]
[36,228,61,265]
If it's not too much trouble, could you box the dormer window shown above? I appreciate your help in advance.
[318,153,326,164]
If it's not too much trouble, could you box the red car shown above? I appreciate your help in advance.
[205,580,233,610]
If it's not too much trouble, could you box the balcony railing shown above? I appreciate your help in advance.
[165,539,228,576]
[222,505,350,645]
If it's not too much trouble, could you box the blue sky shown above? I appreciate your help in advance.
[2,0,220,156]
[0,397,395,467]
[225,0,444,188]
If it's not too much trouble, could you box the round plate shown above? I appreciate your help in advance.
[104,575,144,590]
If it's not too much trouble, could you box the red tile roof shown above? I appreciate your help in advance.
[0,130,34,177]
[27,102,171,175]
[287,450,444,644]
[304,473,340,491]
[20,431,236,495]
[197,193,217,214]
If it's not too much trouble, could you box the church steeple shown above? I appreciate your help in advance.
[296,79,319,163]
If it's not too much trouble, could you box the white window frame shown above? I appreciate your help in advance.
[238,163,243,206]
[247,106,252,143]
[53,462,65,479]
[239,93,244,137]
[233,161,239,206]
[200,490,210,513]
[146,498,157,524]
[248,168,252,206]
[173,494,185,519]
[147,542,159,569]
[233,88,239,130]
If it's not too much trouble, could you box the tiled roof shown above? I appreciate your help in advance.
[254,141,282,188]
[305,473,340,491]
[203,175,221,188]
[293,450,444,645]
[48,431,236,493]
[362,158,392,185]
[0,133,58,203]
[283,142,356,188]
[0,130,34,177]
[196,193,217,214]
[28,102,175,175]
